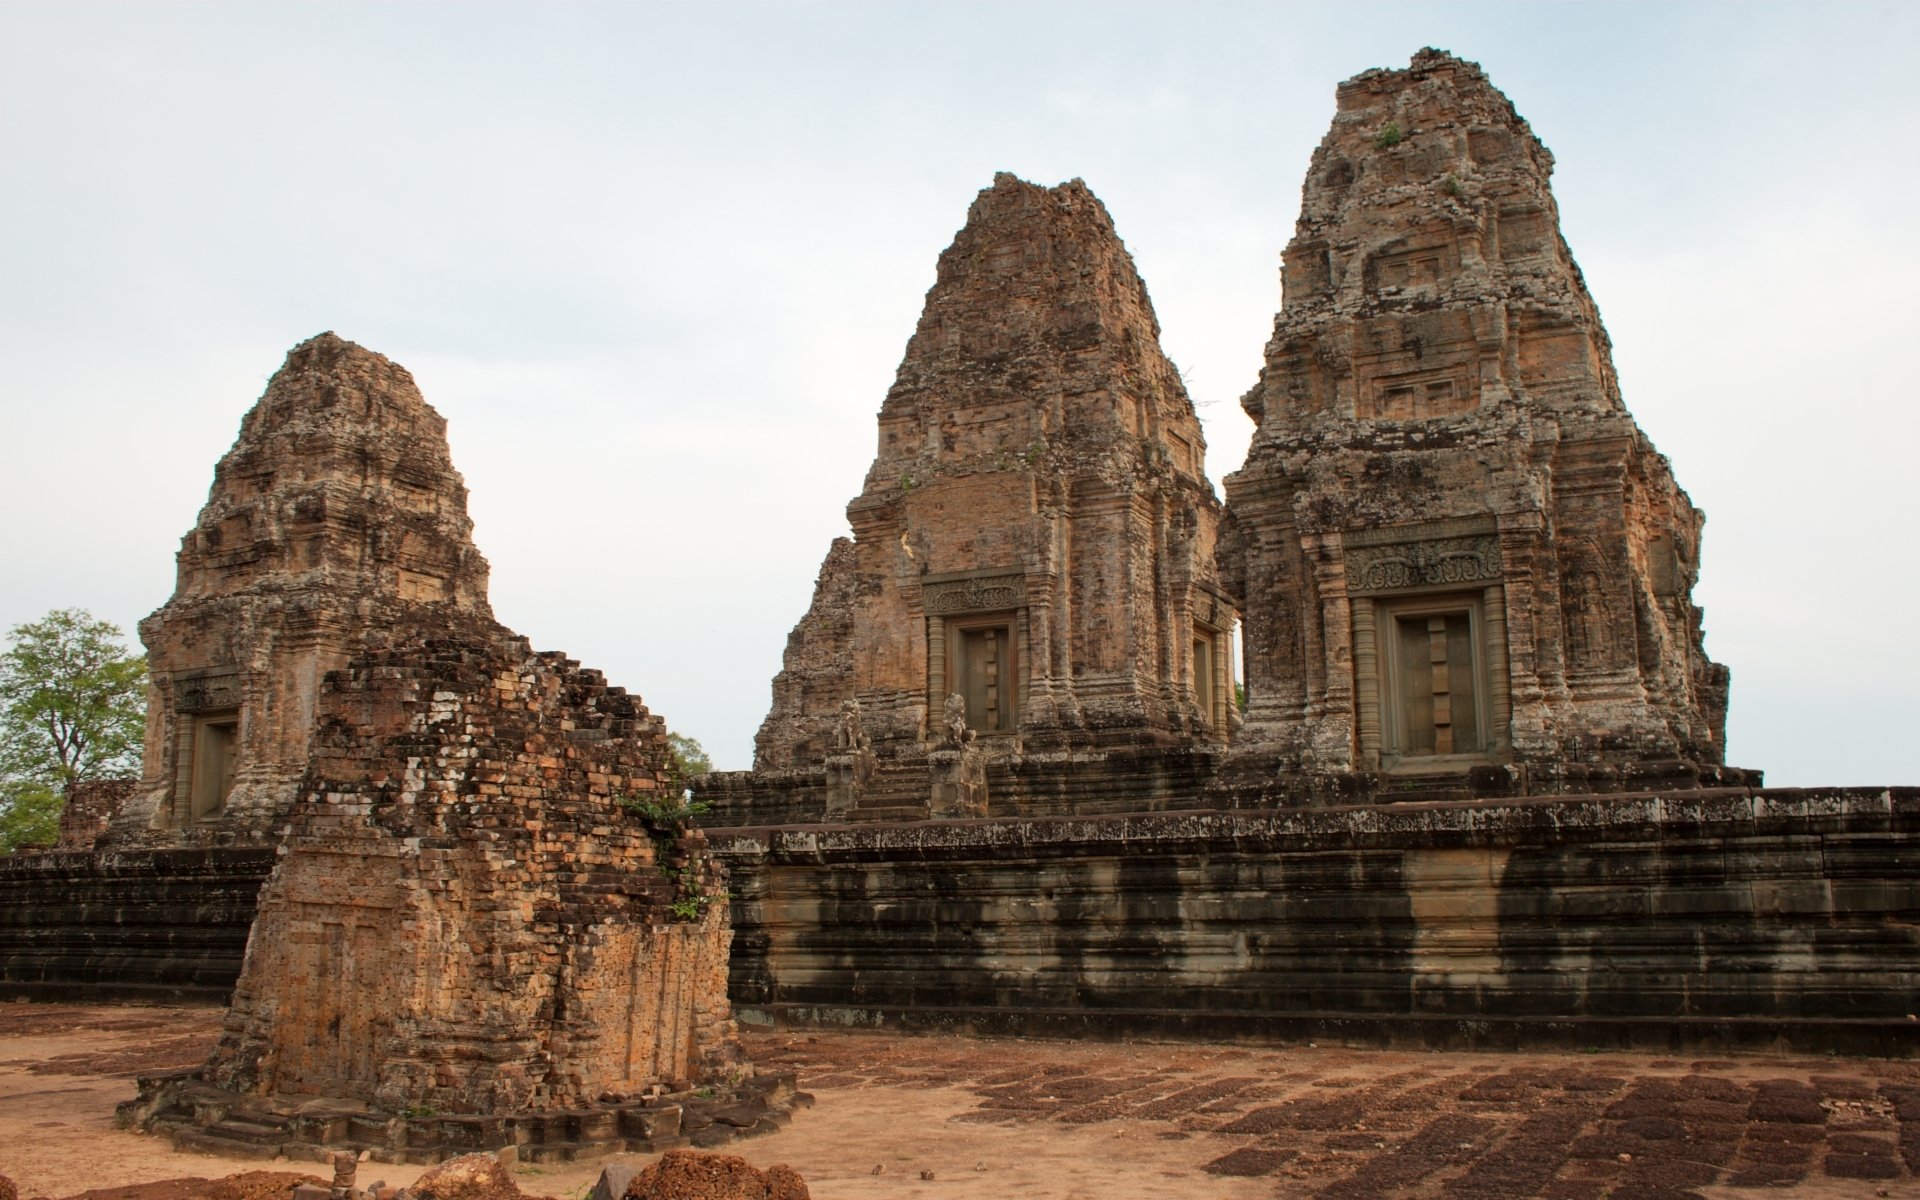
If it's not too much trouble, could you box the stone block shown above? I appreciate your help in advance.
[586,1162,636,1200]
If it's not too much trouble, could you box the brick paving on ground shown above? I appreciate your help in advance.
[746,1029,1920,1198]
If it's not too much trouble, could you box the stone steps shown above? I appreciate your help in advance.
[170,1125,285,1160]
[844,760,934,822]
[844,804,931,824]
[0,848,275,1003]
[212,1116,289,1143]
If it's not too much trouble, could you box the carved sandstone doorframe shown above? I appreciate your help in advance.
[167,667,243,826]
[922,571,1028,741]
[1343,522,1512,771]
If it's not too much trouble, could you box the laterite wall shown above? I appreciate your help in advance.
[0,848,275,1002]
[712,788,1920,1055]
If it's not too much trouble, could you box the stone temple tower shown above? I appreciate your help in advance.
[1217,50,1751,801]
[714,174,1237,823]
[114,332,495,845]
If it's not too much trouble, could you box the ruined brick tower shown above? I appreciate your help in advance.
[1218,50,1746,799]
[751,175,1236,799]
[116,333,493,844]
[124,336,765,1157]
[199,632,740,1118]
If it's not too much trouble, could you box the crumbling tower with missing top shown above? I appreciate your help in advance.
[119,334,775,1161]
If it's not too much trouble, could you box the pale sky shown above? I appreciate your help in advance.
[2,2,1914,785]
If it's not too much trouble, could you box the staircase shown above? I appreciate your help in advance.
[843,759,932,823]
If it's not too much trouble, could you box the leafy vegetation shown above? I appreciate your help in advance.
[1375,121,1404,149]
[666,732,711,778]
[620,733,728,921]
[0,609,146,851]
[618,791,711,825]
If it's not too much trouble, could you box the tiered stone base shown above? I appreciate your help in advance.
[0,847,274,1002]
[1207,756,1766,808]
[119,1070,811,1165]
[713,786,1920,1055]
[700,745,1229,827]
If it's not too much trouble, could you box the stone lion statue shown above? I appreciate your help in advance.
[942,693,974,746]
[835,697,870,754]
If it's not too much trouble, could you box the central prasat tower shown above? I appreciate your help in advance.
[713,174,1237,823]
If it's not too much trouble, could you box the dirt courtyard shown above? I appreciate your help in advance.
[1,1004,1917,1199]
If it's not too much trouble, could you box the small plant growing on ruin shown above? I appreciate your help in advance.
[618,792,710,826]
[669,891,730,921]
[619,766,730,922]
[1375,121,1404,149]
[898,471,918,492]
[1442,173,1463,197]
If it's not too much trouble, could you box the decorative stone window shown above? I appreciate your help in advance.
[1361,365,1475,421]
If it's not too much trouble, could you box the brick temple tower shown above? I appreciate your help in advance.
[713,174,1237,822]
[115,332,494,844]
[1218,50,1749,801]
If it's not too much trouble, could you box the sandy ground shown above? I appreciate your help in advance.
[1,1003,1918,1199]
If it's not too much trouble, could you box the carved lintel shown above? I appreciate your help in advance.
[1344,533,1501,596]
[923,573,1025,615]
[1194,588,1232,630]
[175,669,242,713]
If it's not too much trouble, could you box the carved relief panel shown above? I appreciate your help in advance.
[923,572,1025,615]
[1558,539,1632,674]
[1345,527,1502,596]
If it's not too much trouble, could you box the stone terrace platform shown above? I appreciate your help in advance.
[0,847,275,1003]
[710,786,1920,1056]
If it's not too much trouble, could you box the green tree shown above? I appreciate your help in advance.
[0,608,147,850]
[666,732,712,778]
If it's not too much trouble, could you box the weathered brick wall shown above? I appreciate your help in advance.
[56,779,136,850]
[699,746,1228,827]
[205,626,740,1115]
[714,787,1920,1054]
